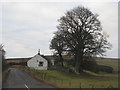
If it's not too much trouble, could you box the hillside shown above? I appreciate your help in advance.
[96,58,118,73]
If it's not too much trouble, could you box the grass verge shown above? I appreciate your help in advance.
[23,67,118,88]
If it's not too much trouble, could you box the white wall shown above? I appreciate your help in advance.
[27,55,48,70]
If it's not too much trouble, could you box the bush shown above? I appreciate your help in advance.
[82,57,98,73]
[97,65,113,73]
[82,60,113,73]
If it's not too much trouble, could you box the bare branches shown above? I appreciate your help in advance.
[50,6,111,73]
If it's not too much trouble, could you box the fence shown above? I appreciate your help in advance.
[32,70,115,89]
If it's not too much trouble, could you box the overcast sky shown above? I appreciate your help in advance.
[0,1,118,58]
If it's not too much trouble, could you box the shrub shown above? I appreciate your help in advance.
[97,65,113,73]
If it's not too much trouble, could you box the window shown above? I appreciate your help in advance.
[38,61,43,66]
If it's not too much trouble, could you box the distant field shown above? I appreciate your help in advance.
[96,59,118,73]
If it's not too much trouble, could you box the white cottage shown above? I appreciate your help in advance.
[27,50,48,70]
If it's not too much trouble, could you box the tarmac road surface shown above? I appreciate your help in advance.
[3,68,58,89]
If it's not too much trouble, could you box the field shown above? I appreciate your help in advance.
[24,58,119,88]
[10,58,119,88]
[96,59,118,73]
[25,69,118,88]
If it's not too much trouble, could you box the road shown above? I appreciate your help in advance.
[3,68,57,89]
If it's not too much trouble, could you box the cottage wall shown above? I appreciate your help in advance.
[27,55,48,70]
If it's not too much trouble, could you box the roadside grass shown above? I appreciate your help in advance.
[24,68,118,88]
[10,58,119,88]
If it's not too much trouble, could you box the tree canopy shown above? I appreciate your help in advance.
[50,6,111,73]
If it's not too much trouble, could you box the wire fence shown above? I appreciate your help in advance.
[33,70,115,89]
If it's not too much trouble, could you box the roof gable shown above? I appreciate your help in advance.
[29,54,47,61]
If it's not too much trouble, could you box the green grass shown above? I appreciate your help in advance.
[25,69,118,88]
[12,58,119,88]
[96,59,118,72]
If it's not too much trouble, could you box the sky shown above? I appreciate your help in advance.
[0,0,119,58]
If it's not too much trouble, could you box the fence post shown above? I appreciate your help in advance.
[42,73,44,80]
[79,83,81,90]
[43,73,45,80]
[61,79,63,85]
[44,73,46,80]
[107,85,113,90]
[69,80,71,88]
[92,85,94,90]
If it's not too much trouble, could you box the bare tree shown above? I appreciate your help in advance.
[56,6,111,73]
[50,33,66,67]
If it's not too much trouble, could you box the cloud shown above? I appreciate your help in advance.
[0,3,2,44]
[2,2,118,58]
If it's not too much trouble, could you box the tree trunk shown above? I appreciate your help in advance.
[59,53,64,67]
[75,51,83,73]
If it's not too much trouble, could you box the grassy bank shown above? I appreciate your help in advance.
[96,59,118,73]
[24,68,118,88]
